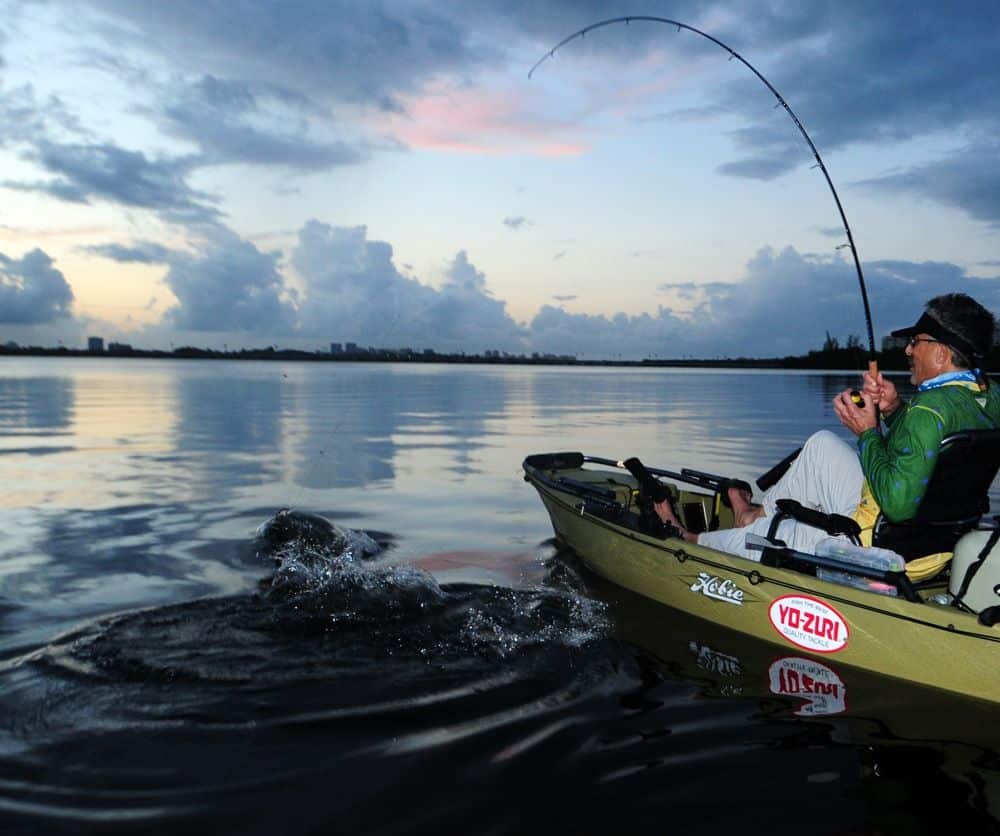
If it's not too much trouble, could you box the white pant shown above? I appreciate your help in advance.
[697,430,864,560]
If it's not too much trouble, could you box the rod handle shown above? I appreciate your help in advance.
[868,359,881,431]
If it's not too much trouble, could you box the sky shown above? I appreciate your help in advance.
[0,0,998,359]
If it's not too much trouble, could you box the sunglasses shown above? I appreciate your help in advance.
[906,336,940,348]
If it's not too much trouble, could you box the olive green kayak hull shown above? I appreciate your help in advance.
[524,455,1000,704]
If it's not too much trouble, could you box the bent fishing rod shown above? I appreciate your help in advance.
[529,16,879,380]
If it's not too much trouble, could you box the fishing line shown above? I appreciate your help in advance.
[529,16,879,377]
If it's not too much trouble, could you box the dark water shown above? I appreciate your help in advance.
[1,357,998,835]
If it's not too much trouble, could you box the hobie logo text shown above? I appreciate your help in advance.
[768,595,849,653]
[690,573,744,605]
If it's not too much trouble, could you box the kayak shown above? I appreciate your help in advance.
[523,451,1000,703]
[584,563,1000,743]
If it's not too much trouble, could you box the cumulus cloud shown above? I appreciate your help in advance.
[0,247,74,324]
[90,222,527,349]
[291,221,525,352]
[65,215,1000,358]
[530,247,1000,359]
[90,229,295,334]
[529,305,691,359]
[160,230,296,333]
[657,281,735,302]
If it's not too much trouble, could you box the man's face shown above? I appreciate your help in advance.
[904,332,940,385]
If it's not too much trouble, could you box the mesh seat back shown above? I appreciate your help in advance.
[875,429,1000,559]
[910,429,1000,524]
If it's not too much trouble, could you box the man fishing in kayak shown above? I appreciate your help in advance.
[654,293,1000,560]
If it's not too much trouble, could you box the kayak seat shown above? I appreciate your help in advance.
[870,429,1000,561]
[764,430,1000,574]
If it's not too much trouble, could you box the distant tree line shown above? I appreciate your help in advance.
[3,332,999,372]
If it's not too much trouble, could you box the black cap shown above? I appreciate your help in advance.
[891,311,985,363]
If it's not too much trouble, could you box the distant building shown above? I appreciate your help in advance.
[88,336,104,353]
[107,342,133,355]
[330,342,343,354]
[3,340,18,350]
[345,342,358,353]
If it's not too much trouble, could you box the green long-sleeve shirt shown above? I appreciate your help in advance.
[857,380,1000,524]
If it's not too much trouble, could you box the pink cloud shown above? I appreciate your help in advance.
[386,81,588,157]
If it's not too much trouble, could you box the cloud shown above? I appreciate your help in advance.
[90,229,297,334]
[716,154,802,181]
[528,305,691,359]
[0,91,218,223]
[90,1,480,112]
[860,258,1000,343]
[530,247,1000,359]
[0,247,74,323]
[86,241,173,264]
[0,79,220,225]
[23,141,216,223]
[707,2,1000,225]
[291,221,525,352]
[502,215,530,230]
[657,281,736,302]
[155,75,369,170]
[857,141,1000,226]
[13,2,1000,211]
[2,177,90,203]
[161,228,296,333]
[545,3,1000,226]
[553,250,566,260]
[0,82,85,147]
[552,294,576,302]
[92,222,527,350]
[389,76,588,156]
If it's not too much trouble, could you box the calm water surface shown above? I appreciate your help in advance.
[1,357,997,834]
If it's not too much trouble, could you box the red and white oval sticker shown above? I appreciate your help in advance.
[768,595,849,653]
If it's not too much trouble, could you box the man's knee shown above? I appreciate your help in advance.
[804,429,840,452]
[802,429,852,463]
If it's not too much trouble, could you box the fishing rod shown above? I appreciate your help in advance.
[529,16,879,379]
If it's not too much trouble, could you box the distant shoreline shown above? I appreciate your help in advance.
[0,343,921,371]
